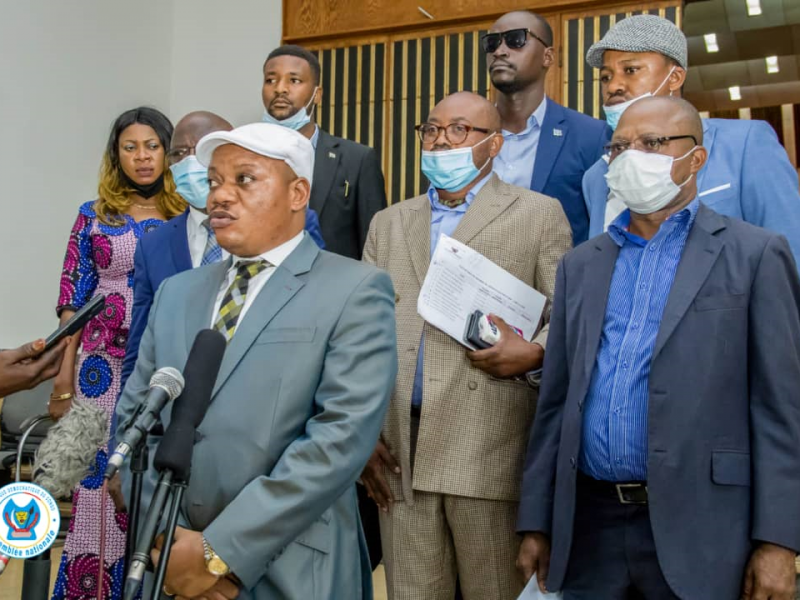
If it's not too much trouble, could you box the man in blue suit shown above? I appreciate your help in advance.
[120,111,325,392]
[485,10,610,245]
[582,15,800,264]
[517,97,800,600]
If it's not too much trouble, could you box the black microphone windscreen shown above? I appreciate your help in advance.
[171,329,226,427]
[152,329,225,478]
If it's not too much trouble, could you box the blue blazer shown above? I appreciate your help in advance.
[119,209,325,394]
[583,118,800,262]
[517,204,800,599]
[529,100,610,245]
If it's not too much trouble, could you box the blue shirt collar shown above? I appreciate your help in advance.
[310,125,320,149]
[427,172,492,213]
[608,197,700,247]
[501,97,547,138]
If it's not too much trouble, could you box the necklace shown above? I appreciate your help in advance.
[132,203,157,210]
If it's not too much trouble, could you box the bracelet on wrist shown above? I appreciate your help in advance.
[49,392,74,402]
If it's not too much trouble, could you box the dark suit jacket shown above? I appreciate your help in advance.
[119,209,325,395]
[529,100,610,246]
[517,205,800,599]
[310,129,387,259]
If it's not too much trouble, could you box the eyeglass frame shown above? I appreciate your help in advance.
[414,122,495,145]
[604,134,699,159]
[480,28,550,54]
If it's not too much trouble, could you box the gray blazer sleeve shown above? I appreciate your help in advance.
[748,234,800,553]
[203,269,398,588]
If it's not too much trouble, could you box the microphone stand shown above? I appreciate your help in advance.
[125,442,149,580]
[150,479,188,597]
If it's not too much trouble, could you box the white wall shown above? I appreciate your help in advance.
[0,0,282,346]
[169,0,283,126]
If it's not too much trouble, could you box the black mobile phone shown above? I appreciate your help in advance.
[43,294,106,351]
[464,310,493,350]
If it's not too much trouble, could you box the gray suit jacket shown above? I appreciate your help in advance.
[117,235,398,599]
[311,130,387,260]
[517,205,800,599]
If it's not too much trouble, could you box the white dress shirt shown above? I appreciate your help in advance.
[187,207,229,268]
[210,231,306,332]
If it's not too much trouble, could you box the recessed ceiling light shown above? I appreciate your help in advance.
[729,86,742,101]
[766,56,779,74]
[704,33,719,53]
[746,0,762,16]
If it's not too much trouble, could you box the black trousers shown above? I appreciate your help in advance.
[562,475,680,600]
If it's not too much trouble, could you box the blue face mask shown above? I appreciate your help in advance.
[421,134,495,193]
[602,67,675,131]
[169,155,209,211]
[261,87,318,131]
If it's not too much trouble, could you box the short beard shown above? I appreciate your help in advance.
[492,76,527,95]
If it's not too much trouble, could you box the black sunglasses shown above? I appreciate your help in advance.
[481,28,550,53]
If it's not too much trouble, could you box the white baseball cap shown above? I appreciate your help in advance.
[195,122,315,184]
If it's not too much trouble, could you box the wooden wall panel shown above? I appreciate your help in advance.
[294,0,681,203]
[284,0,664,44]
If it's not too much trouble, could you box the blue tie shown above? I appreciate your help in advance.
[201,219,222,265]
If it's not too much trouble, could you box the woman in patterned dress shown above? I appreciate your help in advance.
[50,107,186,600]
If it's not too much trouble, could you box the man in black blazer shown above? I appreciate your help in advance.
[262,45,387,260]
[516,97,800,599]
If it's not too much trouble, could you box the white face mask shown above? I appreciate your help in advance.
[605,147,696,215]
[603,67,676,131]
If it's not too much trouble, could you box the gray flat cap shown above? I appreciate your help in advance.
[586,14,687,69]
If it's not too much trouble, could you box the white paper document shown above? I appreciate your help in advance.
[518,574,563,600]
[417,234,547,349]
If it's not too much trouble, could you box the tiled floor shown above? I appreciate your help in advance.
[0,548,389,600]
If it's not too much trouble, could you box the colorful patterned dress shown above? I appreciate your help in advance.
[53,201,164,600]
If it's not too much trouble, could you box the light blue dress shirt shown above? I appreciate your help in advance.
[579,198,699,481]
[493,97,547,188]
[310,125,319,149]
[411,173,492,407]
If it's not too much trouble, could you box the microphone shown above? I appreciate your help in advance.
[33,398,109,499]
[0,399,108,577]
[104,367,185,480]
[123,330,225,600]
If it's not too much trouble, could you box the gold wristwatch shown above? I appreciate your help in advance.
[202,536,230,576]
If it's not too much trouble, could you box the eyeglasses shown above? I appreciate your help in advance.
[166,146,195,163]
[480,28,550,53]
[604,135,698,159]
[415,123,494,145]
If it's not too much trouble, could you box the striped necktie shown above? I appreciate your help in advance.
[201,218,223,266]
[214,260,269,341]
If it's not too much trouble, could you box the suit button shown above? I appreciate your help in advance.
[570,457,576,469]
[468,381,478,390]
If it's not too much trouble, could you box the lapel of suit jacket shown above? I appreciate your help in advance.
[581,234,619,381]
[184,258,230,352]
[652,204,725,360]
[451,174,516,246]
[696,119,715,192]
[400,195,432,285]
[309,129,341,217]
[170,210,193,272]
[531,99,567,193]
[212,235,318,397]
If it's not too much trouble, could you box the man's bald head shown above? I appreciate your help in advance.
[170,111,233,162]
[618,96,703,145]
[429,91,501,133]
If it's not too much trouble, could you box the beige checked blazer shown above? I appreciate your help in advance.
[363,174,572,504]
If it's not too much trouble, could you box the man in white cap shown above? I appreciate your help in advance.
[116,123,398,599]
[581,14,800,266]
